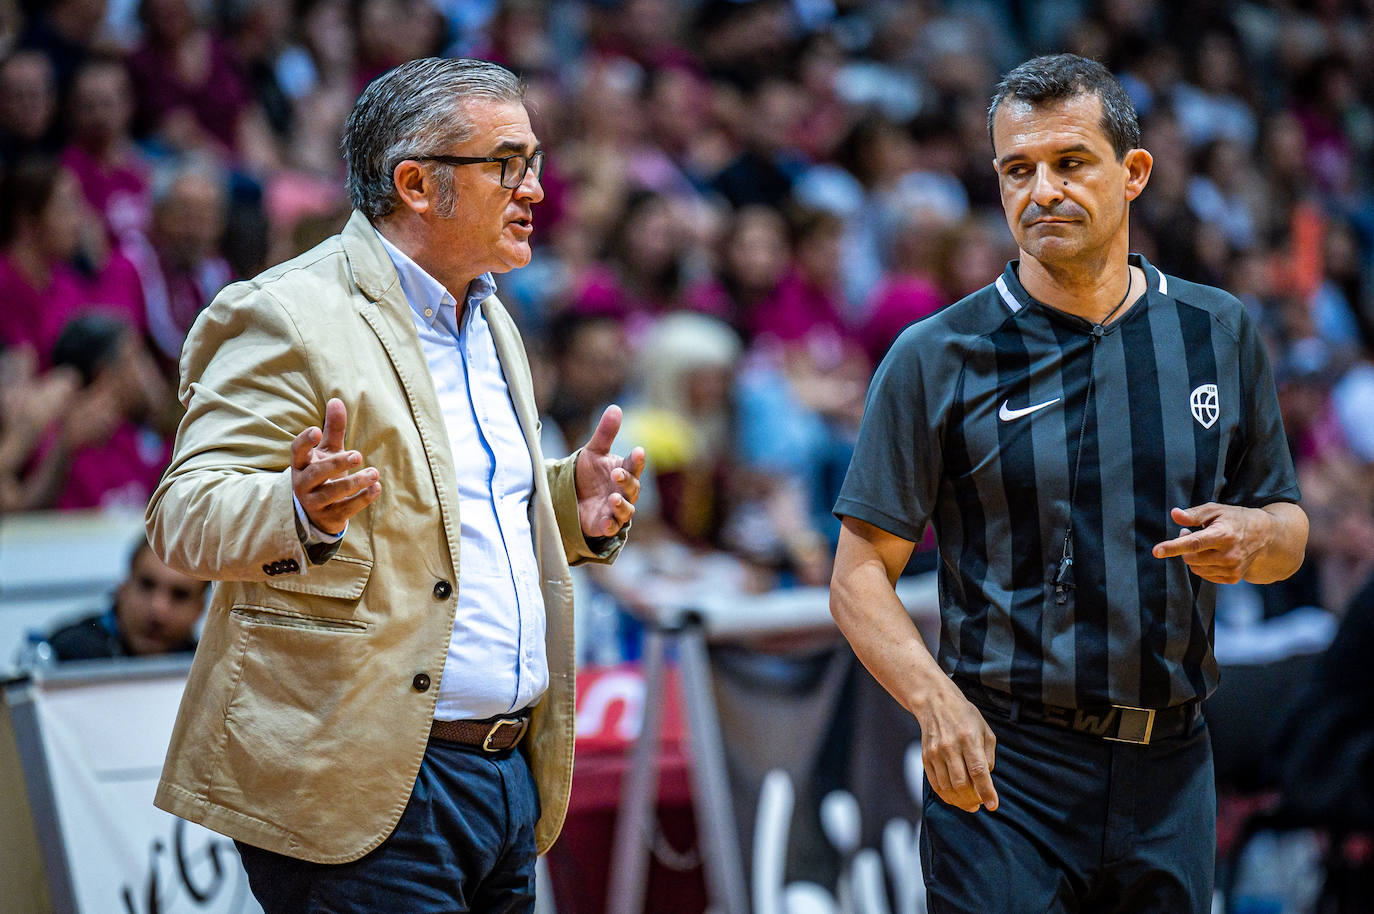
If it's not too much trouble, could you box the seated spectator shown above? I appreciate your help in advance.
[37,312,173,511]
[617,312,832,587]
[0,341,78,512]
[0,155,92,359]
[42,536,208,661]
[747,206,853,346]
[860,208,950,364]
[123,159,232,362]
[126,0,252,158]
[59,55,153,243]
[14,0,106,99]
[542,309,631,454]
[575,190,688,317]
[0,49,58,163]
[686,203,790,333]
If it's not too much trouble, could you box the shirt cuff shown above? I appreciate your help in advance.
[293,494,346,546]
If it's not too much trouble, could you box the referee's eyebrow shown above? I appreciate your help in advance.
[996,143,1095,169]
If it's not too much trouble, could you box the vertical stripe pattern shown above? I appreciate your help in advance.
[834,255,1300,710]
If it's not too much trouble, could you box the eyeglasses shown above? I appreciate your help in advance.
[401,150,546,190]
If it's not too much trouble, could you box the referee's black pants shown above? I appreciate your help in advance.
[919,703,1214,913]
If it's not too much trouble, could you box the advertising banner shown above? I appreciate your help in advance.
[23,667,261,914]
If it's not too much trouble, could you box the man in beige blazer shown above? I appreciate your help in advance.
[145,58,643,912]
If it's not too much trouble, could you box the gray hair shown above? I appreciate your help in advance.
[987,54,1140,160]
[342,57,526,219]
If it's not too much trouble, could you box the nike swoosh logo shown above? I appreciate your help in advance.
[999,397,1062,421]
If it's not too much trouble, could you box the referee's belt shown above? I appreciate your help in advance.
[958,681,1201,746]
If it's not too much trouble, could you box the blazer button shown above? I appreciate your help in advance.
[262,563,273,575]
[433,580,452,599]
[412,673,431,692]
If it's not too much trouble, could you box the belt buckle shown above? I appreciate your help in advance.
[1104,705,1155,745]
[482,716,528,752]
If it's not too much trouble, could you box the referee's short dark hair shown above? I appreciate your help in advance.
[987,54,1140,161]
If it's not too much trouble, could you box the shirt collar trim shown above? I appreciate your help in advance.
[1000,252,1164,313]
[371,228,497,326]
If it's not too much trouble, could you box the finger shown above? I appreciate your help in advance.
[612,467,642,504]
[296,450,363,489]
[1152,535,1195,558]
[304,467,379,505]
[291,426,322,470]
[924,752,953,802]
[307,480,383,532]
[597,499,635,537]
[965,746,998,812]
[609,494,636,527]
[332,478,384,517]
[624,445,646,480]
[583,404,622,456]
[320,398,348,453]
[1153,528,1222,558]
[1171,504,1220,528]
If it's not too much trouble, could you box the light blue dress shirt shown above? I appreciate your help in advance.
[372,230,548,720]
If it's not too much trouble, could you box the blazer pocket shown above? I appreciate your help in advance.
[263,554,372,600]
[230,605,370,633]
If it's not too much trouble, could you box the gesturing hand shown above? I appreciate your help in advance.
[574,405,646,539]
[291,398,382,535]
[1151,503,1273,584]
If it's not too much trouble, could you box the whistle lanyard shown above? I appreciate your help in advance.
[1053,275,1134,606]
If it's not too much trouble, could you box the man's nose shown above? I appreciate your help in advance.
[148,589,174,623]
[515,168,544,203]
[1030,163,1063,207]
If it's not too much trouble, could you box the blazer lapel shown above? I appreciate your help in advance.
[342,212,463,573]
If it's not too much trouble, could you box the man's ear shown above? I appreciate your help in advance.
[1123,147,1153,202]
[392,160,432,215]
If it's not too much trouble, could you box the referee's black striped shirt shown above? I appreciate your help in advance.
[835,254,1300,710]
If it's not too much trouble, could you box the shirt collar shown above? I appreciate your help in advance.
[372,227,497,327]
[997,252,1164,316]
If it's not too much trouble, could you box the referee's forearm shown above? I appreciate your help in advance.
[1245,502,1309,584]
[831,547,946,718]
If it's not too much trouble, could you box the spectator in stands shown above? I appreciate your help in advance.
[710,76,808,210]
[124,159,232,362]
[125,0,266,164]
[60,55,152,243]
[37,312,173,511]
[543,309,631,454]
[42,536,208,661]
[0,156,92,358]
[0,342,78,512]
[13,0,105,99]
[0,49,58,162]
[686,203,791,334]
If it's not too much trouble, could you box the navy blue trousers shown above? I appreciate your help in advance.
[235,737,539,914]
[920,706,1215,914]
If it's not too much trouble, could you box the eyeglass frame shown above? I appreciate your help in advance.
[396,149,546,190]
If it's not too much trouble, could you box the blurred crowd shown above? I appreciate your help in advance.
[2,0,1373,624]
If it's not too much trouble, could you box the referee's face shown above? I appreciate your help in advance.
[991,93,1152,269]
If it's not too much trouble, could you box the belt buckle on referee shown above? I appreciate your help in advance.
[1103,705,1155,745]
[482,716,529,752]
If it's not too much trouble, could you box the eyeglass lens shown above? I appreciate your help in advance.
[501,151,545,188]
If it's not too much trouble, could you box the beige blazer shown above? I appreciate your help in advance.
[146,211,619,863]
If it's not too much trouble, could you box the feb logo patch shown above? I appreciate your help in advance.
[1190,383,1219,429]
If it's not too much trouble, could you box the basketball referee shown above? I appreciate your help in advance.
[829,54,1308,913]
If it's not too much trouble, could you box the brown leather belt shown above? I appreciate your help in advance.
[431,711,531,753]
[959,681,1201,746]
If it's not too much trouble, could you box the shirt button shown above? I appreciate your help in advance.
[433,580,453,599]
[424,308,433,318]
[412,673,431,692]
